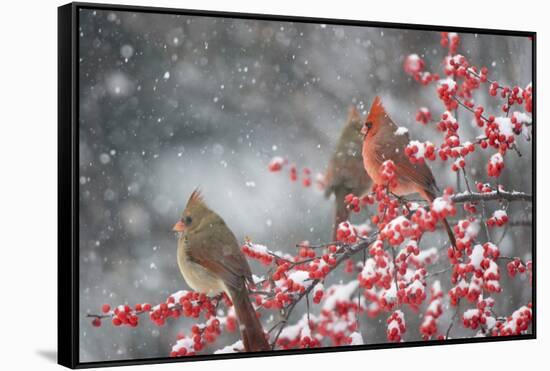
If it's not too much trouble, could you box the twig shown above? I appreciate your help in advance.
[306,293,311,331]
[425,266,453,279]
[511,143,523,157]
[267,320,287,334]
[460,168,472,193]
[496,223,510,245]
[390,245,400,292]
[296,241,346,250]
[480,199,491,242]
[451,95,488,121]
[445,299,461,339]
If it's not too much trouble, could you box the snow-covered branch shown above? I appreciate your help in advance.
[450,190,532,203]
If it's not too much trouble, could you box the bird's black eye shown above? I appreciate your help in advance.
[365,121,373,129]
[184,216,193,226]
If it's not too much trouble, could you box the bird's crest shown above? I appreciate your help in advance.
[347,105,361,122]
[186,188,205,208]
[366,96,388,124]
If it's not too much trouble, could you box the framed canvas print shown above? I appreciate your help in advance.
[58,2,536,368]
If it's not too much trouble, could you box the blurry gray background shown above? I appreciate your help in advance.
[78,8,532,362]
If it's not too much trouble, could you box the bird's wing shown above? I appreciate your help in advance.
[186,219,253,291]
[325,124,370,196]
[374,124,438,194]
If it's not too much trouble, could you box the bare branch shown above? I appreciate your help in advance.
[445,299,461,339]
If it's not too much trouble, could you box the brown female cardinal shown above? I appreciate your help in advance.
[361,96,456,248]
[173,190,270,352]
[325,106,372,240]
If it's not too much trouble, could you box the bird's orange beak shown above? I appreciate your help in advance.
[172,220,186,232]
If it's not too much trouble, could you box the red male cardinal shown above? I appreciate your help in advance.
[361,96,456,247]
[173,190,270,352]
[325,106,372,240]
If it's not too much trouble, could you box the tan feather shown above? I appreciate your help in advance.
[186,188,204,208]
[325,105,372,239]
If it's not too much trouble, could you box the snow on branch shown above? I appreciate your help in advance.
[450,190,532,203]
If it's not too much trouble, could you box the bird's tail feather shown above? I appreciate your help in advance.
[227,284,270,352]
[420,189,456,249]
[440,217,457,248]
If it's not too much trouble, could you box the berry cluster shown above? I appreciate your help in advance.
[268,156,286,172]
[387,310,406,342]
[359,231,439,315]
[492,304,532,336]
[506,258,532,281]
[317,281,362,346]
[276,281,364,349]
[170,317,223,357]
[403,54,439,85]
[489,83,532,114]
[449,218,480,261]
[448,241,502,306]
[336,221,360,243]
[312,282,325,304]
[90,290,219,330]
[276,315,321,349]
[302,168,312,187]
[487,153,504,177]
[344,192,375,213]
[430,192,456,220]
[242,242,275,265]
[419,281,444,339]
[290,164,297,181]
[441,32,460,54]
[403,54,424,76]
[359,249,392,290]
[405,31,532,181]
[437,78,459,111]
[487,210,508,227]
[268,156,324,191]
[399,274,427,308]
[405,140,436,163]
[380,160,398,188]
[415,107,431,124]
[308,254,337,280]
[462,297,496,332]
[380,216,420,246]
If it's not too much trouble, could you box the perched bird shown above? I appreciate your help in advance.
[173,190,270,352]
[361,96,456,247]
[325,106,372,240]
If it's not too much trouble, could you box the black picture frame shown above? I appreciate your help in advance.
[58,2,537,368]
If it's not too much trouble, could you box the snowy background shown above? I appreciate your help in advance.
[78,8,533,362]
